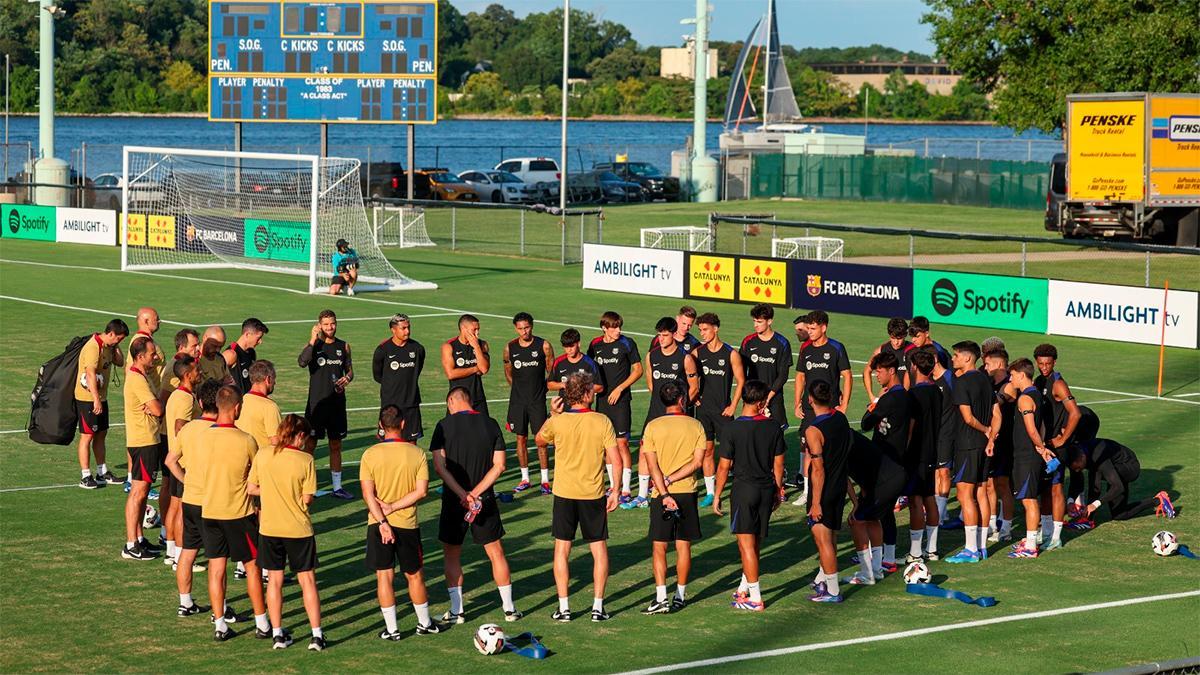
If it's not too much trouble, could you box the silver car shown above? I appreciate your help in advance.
[457,170,541,204]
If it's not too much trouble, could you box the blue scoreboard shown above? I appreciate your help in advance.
[208,1,438,124]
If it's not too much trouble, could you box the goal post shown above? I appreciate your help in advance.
[120,146,436,293]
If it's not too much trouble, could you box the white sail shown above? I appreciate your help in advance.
[763,0,801,126]
[723,18,762,129]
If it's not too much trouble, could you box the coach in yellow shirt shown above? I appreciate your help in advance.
[122,337,164,561]
[536,371,621,623]
[74,319,128,488]
[201,386,267,641]
[164,379,220,618]
[163,356,202,565]
[236,361,282,450]
[639,381,706,615]
[360,405,440,639]
[247,414,324,650]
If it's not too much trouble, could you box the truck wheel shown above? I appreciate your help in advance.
[1175,209,1199,247]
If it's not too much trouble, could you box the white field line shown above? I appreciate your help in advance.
[617,590,1200,675]
[1174,392,1200,397]
[0,295,196,327]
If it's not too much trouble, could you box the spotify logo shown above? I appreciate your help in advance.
[931,278,958,316]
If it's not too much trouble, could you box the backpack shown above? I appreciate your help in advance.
[28,335,91,445]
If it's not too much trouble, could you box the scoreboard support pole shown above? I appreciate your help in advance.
[320,123,329,158]
[407,124,415,200]
[234,122,242,206]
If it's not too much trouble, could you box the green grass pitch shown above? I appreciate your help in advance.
[1,200,1197,673]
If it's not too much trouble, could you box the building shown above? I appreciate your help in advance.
[660,45,719,80]
[811,62,961,95]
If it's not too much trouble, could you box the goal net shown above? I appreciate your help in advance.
[640,226,713,252]
[772,236,844,262]
[121,146,436,293]
[372,204,435,248]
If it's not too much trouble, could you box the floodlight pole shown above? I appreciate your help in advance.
[559,0,569,220]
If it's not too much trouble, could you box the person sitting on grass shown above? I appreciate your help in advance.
[330,238,359,296]
[1067,439,1175,529]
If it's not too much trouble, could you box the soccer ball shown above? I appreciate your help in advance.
[143,505,160,529]
[903,561,932,585]
[1152,531,1179,557]
[79,372,103,391]
[474,623,505,655]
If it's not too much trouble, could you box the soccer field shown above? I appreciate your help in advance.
[1,225,1198,673]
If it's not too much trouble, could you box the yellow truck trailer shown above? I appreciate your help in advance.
[1055,92,1199,246]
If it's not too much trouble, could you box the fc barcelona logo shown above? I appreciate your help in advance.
[807,274,823,298]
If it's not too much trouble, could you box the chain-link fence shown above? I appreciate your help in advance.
[743,153,1050,210]
[373,198,603,265]
[708,213,1200,290]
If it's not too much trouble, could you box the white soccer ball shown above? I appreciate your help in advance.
[143,505,160,529]
[79,372,103,391]
[1152,531,1179,557]
[474,623,505,655]
[903,561,932,585]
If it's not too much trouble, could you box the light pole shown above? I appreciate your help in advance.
[559,0,569,218]
[34,0,69,205]
[688,0,717,202]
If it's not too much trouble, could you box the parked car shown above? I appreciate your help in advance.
[572,170,644,203]
[422,169,479,202]
[593,161,681,202]
[458,170,540,204]
[87,172,166,210]
[1043,152,1068,234]
[495,157,561,198]
[361,162,430,200]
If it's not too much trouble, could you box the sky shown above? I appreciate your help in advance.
[452,0,936,54]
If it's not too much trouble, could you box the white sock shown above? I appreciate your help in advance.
[98,463,108,475]
[738,574,749,593]
[925,526,939,554]
[858,547,873,578]
[255,613,269,631]
[704,475,715,495]
[540,469,550,484]
[521,467,530,482]
[822,568,840,596]
[498,584,515,613]
[413,601,431,627]
[655,584,667,602]
[621,468,632,494]
[605,464,614,487]
[237,561,246,574]
[1000,518,1012,535]
[331,471,343,491]
[312,627,323,639]
[160,525,168,542]
[1040,515,1053,538]
[909,529,924,558]
[870,546,883,576]
[978,527,989,551]
[1052,521,1063,542]
[935,495,949,521]
[882,544,896,564]
[448,586,463,615]
[676,584,687,601]
[964,526,979,552]
[273,627,284,637]
[558,596,570,612]
[1026,530,1037,549]
[381,605,398,633]
[82,468,91,479]
[592,597,604,611]
[126,540,136,549]
[747,581,761,603]
[989,514,998,532]
[215,616,228,632]
[179,592,192,607]
[638,474,650,499]
[166,541,177,558]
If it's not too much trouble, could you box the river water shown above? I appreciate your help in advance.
[2,116,1059,179]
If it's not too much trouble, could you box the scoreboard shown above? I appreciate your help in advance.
[207,0,437,124]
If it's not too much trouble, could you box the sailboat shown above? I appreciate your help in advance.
[719,0,864,155]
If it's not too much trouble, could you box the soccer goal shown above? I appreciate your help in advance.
[120,146,436,293]
[640,226,713,252]
[772,236,844,262]
[372,204,435,248]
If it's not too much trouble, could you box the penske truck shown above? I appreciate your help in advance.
[1048,92,1200,246]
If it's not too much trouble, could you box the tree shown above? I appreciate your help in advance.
[587,47,652,82]
[462,71,507,112]
[923,0,1200,133]
[9,65,37,112]
[160,61,204,111]
[67,75,104,113]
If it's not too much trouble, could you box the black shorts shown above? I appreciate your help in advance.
[765,396,788,430]
[904,464,936,498]
[649,493,702,543]
[169,471,184,498]
[331,273,352,287]
[438,496,505,546]
[306,396,348,441]
[695,407,729,442]
[856,470,906,522]
[936,434,955,468]
[365,524,423,574]
[1011,455,1044,501]
[596,398,632,438]
[76,400,110,434]
[473,397,490,418]
[258,535,318,573]
[202,514,259,563]
[182,502,205,550]
[507,400,548,438]
[990,443,1014,478]
[813,481,848,531]
[551,496,608,542]
[952,447,986,485]
[128,444,161,483]
[399,406,423,440]
[729,482,777,539]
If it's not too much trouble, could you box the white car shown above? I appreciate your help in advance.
[458,170,541,204]
[89,172,165,211]
[494,157,561,199]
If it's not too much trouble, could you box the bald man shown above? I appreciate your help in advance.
[129,309,172,543]
[199,326,233,385]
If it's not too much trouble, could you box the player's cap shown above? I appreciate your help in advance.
[335,238,349,250]
[389,313,410,327]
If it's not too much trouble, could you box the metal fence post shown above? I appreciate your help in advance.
[451,207,457,250]
[579,212,584,263]
[598,209,604,243]
[908,235,915,268]
[519,209,526,256]
[560,215,566,266]
[1145,251,1151,287]
[1021,242,1027,276]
